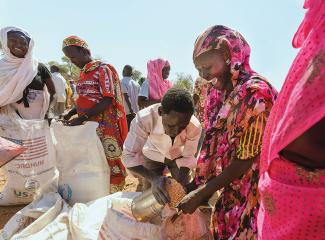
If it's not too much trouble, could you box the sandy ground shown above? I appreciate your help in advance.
[0,173,139,230]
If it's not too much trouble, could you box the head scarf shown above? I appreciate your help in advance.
[0,26,38,107]
[260,0,325,172]
[147,58,173,100]
[62,35,90,51]
[193,25,254,88]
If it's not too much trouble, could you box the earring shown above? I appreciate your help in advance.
[226,59,231,65]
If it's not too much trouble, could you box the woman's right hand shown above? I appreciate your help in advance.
[151,176,170,205]
[176,187,204,214]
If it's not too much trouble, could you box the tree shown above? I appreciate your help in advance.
[61,56,80,80]
[138,77,146,86]
[48,57,80,81]
[173,73,194,92]
[48,60,68,75]
[132,69,143,82]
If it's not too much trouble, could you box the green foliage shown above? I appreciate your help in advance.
[48,60,68,75]
[48,57,80,80]
[138,77,146,86]
[132,69,143,82]
[173,73,194,92]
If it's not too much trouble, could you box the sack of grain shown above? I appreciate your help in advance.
[162,208,212,240]
[0,137,26,167]
[51,121,110,205]
[0,111,58,206]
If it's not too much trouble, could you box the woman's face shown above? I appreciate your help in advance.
[194,50,228,82]
[63,46,90,69]
[162,65,170,79]
[7,31,30,58]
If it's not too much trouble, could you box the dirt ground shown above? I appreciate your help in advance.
[0,173,139,230]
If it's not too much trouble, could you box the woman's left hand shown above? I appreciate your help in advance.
[176,187,205,214]
[66,116,86,126]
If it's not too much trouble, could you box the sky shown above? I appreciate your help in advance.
[1,0,305,90]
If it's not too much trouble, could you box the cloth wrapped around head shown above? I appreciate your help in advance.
[261,0,325,170]
[0,26,38,107]
[193,25,254,87]
[62,35,89,51]
[147,58,172,100]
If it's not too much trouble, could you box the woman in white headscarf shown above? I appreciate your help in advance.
[0,26,55,119]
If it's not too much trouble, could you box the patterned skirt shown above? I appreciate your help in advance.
[95,110,127,193]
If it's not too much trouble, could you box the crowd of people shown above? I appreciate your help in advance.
[0,0,324,239]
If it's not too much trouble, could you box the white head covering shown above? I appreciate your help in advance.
[0,26,38,107]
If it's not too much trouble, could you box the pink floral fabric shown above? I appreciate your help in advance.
[258,1,325,239]
[193,77,209,127]
[194,25,277,239]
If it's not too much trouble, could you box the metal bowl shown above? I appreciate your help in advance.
[131,188,164,222]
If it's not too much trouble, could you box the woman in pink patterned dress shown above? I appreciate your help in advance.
[177,25,277,239]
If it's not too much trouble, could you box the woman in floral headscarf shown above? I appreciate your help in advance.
[61,36,128,193]
[177,25,277,239]
[258,1,325,239]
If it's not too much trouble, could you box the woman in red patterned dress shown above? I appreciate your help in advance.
[61,36,128,193]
